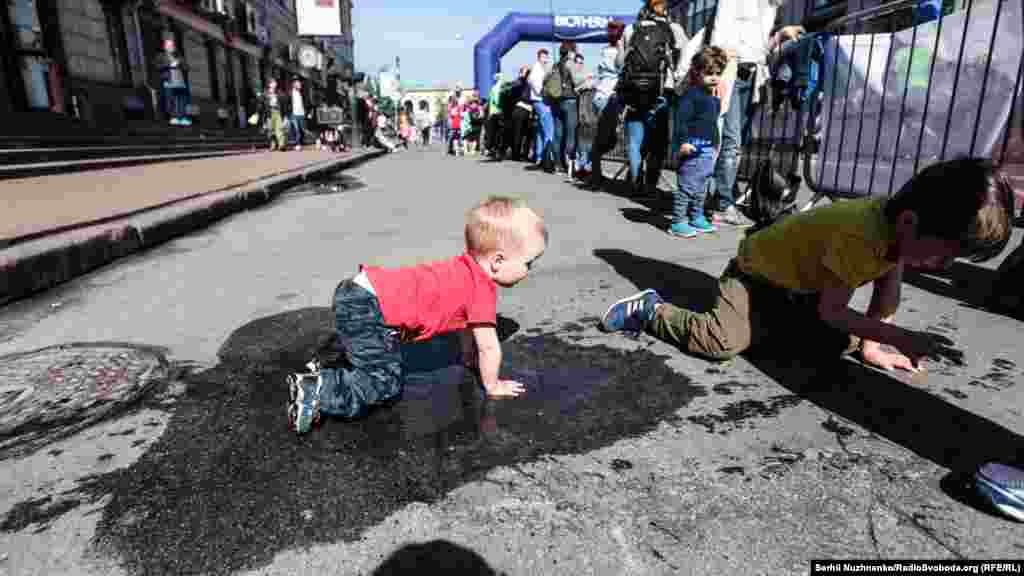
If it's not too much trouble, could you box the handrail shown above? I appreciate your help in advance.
[824,0,923,31]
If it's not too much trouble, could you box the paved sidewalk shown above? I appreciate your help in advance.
[1,150,347,246]
[0,148,384,306]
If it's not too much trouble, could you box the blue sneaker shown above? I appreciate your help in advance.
[287,366,323,435]
[975,462,1024,522]
[668,222,698,238]
[600,289,663,333]
[690,215,717,234]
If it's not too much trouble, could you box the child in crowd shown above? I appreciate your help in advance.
[463,94,483,156]
[600,158,1014,372]
[400,111,418,149]
[669,46,731,238]
[287,196,549,434]
[448,95,463,156]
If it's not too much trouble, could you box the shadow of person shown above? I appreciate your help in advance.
[593,248,719,312]
[372,540,504,576]
[593,248,1024,481]
[902,242,1024,321]
[620,207,670,232]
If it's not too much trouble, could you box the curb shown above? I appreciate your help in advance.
[0,149,385,307]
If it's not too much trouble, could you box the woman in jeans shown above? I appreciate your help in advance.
[586,21,626,189]
[552,41,586,176]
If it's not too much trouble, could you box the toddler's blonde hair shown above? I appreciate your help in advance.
[465,196,547,256]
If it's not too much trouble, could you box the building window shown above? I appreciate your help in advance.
[206,40,220,101]
[102,2,132,84]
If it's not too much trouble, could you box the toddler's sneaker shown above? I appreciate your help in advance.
[975,462,1024,522]
[600,289,663,334]
[668,222,698,238]
[287,367,323,435]
[690,215,717,234]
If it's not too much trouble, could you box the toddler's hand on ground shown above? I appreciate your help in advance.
[486,380,526,398]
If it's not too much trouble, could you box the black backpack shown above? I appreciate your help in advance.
[620,19,676,103]
[745,158,801,234]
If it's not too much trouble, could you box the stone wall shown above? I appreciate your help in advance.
[182,28,210,100]
[59,0,117,83]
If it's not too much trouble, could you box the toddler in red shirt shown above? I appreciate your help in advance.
[287,196,548,435]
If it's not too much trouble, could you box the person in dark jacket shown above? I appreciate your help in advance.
[500,65,533,162]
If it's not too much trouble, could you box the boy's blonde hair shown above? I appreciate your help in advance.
[465,196,547,255]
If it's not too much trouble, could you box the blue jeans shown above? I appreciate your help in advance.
[532,101,554,161]
[713,74,753,210]
[554,98,578,168]
[675,144,717,225]
[625,102,670,189]
[289,115,307,146]
[590,94,623,176]
[161,83,189,119]
[318,279,404,420]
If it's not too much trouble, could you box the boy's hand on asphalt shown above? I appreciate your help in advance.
[487,380,526,398]
[860,344,919,373]
[891,330,962,370]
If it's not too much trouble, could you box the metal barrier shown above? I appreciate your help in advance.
[596,0,1022,208]
[749,0,1022,209]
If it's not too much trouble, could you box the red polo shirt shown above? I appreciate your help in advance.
[362,253,497,342]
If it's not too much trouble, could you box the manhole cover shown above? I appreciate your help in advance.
[0,343,167,458]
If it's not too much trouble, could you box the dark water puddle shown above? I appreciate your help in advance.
[286,174,368,198]
[686,395,803,434]
[6,308,706,575]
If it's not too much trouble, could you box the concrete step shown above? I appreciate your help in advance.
[0,139,263,168]
[0,148,263,181]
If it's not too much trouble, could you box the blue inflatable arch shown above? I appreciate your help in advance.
[474,13,636,99]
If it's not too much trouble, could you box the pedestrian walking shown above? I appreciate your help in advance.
[258,79,288,151]
[289,79,310,150]
[155,38,191,126]
[415,100,433,146]
[286,196,549,434]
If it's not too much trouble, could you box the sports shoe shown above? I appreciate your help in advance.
[975,462,1024,522]
[287,368,323,435]
[600,289,664,333]
[714,206,754,227]
[690,215,717,234]
[668,222,698,238]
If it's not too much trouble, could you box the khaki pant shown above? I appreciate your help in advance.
[268,109,286,150]
[650,260,859,360]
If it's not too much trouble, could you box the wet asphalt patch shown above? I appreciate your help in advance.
[1,308,710,575]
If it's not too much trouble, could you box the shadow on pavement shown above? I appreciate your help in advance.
[6,304,708,574]
[594,249,1024,482]
[903,254,1023,322]
[372,540,504,576]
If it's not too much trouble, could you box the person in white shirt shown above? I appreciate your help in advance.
[705,0,803,226]
[527,48,555,172]
[289,79,309,151]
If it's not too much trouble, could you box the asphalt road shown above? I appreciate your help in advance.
[1,147,1022,576]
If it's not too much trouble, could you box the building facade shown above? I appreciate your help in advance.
[0,0,355,131]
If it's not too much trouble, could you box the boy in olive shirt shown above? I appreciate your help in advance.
[600,158,1016,371]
